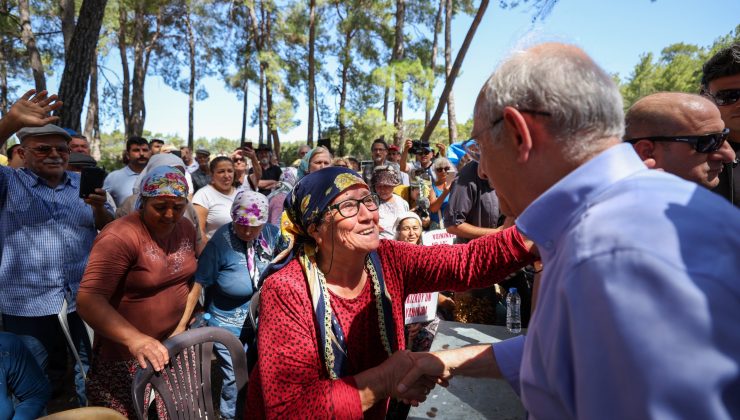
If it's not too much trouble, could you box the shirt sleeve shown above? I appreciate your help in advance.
[78,228,135,297]
[254,272,363,419]
[192,187,210,208]
[0,165,11,204]
[387,226,536,296]
[492,335,525,396]
[561,249,739,419]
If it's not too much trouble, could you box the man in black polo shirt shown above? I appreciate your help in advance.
[256,144,282,195]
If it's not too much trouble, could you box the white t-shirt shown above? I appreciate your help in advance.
[192,185,238,238]
[378,194,409,240]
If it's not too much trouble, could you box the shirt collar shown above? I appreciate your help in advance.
[20,167,75,188]
[516,143,646,253]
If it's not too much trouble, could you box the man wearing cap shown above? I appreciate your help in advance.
[372,165,409,239]
[0,90,114,406]
[256,144,282,195]
[625,92,735,190]
[191,148,212,193]
[103,136,150,206]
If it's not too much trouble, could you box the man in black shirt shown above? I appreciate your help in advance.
[256,144,282,195]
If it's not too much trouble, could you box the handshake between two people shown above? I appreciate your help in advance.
[372,349,456,407]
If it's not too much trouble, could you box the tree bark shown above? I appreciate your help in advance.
[185,6,196,149]
[128,3,162,137]
[306,0,316,147]
[338,30,351,156]
[83,54,101,159]
[421,0,489,142]
[118,5,131,138]
[426,0,444,127]
[60,0,76,52]
[314,85,321,140]
[258,65,264,145]
[18,0,46,91]
[57,0,107,132]
[445,0,457,143]
[240,80,248,146]
[392,0,405,146]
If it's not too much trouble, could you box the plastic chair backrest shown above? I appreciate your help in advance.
[131,327,247,420]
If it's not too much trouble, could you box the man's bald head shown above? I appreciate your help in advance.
[625,92,718,139]
[625,92,729,189]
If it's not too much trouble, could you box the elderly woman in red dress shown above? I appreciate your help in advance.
[246,167,536,419]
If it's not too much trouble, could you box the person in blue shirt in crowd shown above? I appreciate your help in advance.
[396,42,740,419]
[183,189,281,420]
[0,90,114,407]
[0,332,51,420]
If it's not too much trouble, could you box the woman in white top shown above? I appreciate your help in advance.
[193,156,238,241]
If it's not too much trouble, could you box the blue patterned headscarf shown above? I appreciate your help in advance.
[264,166,397,379]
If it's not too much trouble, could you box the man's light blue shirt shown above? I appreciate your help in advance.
[103,165,139,207]
[505,144,740,419]
[0,166,112,316]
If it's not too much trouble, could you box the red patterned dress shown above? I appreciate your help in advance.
[246,226,535,419]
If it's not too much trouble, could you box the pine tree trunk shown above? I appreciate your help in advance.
[258,66,264,145]
[57,0,107,132]
[315,86,321,140]
[240,80,248,146]
[60,0,75,52]
[421,0,489,142]
[186,8,196,149]
[18,0,46,91]
[338,30,351,156]
[426,0,444,127]
[445,0,457,143]
[392,0,405,146]
[306,0,316,147]
[83,54,101,159]
[118,6,131,138]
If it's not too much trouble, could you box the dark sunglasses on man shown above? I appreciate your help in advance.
[705,88,740,107]
[624,128,729,153]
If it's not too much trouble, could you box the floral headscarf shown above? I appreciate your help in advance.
[138,166,188,208]
[264,166,397,380]
[231,189,269,226]
[133,153,187,195]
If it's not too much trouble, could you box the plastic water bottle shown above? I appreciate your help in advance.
[190,312,211,329]
[506,288,521,334]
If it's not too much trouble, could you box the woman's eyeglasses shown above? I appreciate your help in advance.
[435,167,451,172]
[624,128,729,153]
[233,158,245,162]
[328,194,380,218]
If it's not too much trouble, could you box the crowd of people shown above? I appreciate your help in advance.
[0,41,738,420]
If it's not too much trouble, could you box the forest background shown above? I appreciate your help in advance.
[0,0,738,169]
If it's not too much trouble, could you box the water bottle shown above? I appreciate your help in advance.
[190,312,211,329]
[506,288,521,334]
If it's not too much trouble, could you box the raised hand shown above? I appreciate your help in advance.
[6,89,63,131]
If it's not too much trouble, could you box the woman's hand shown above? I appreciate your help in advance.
[126,334,170,372]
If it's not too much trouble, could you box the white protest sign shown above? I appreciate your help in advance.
[421,229,456,246]
[404,292,438,324]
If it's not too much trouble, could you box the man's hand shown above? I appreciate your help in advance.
[84,188,108,209]
[395,351,451,405]
[6,90,62,132]
[376,350,439,406]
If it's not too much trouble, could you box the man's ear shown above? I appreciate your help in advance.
[501,107,533,164]
[632,140,657,163]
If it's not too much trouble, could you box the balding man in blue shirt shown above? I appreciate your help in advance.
[0,90,114,406]
[397,43,740,419]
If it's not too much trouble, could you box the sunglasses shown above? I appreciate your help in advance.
[25,145,71,156]
[706,89,740,106]
[624,128,729,153]
[435,167,451,172]
[233,158,245,162]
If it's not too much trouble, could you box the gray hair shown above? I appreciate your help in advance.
[475,43,624,163]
